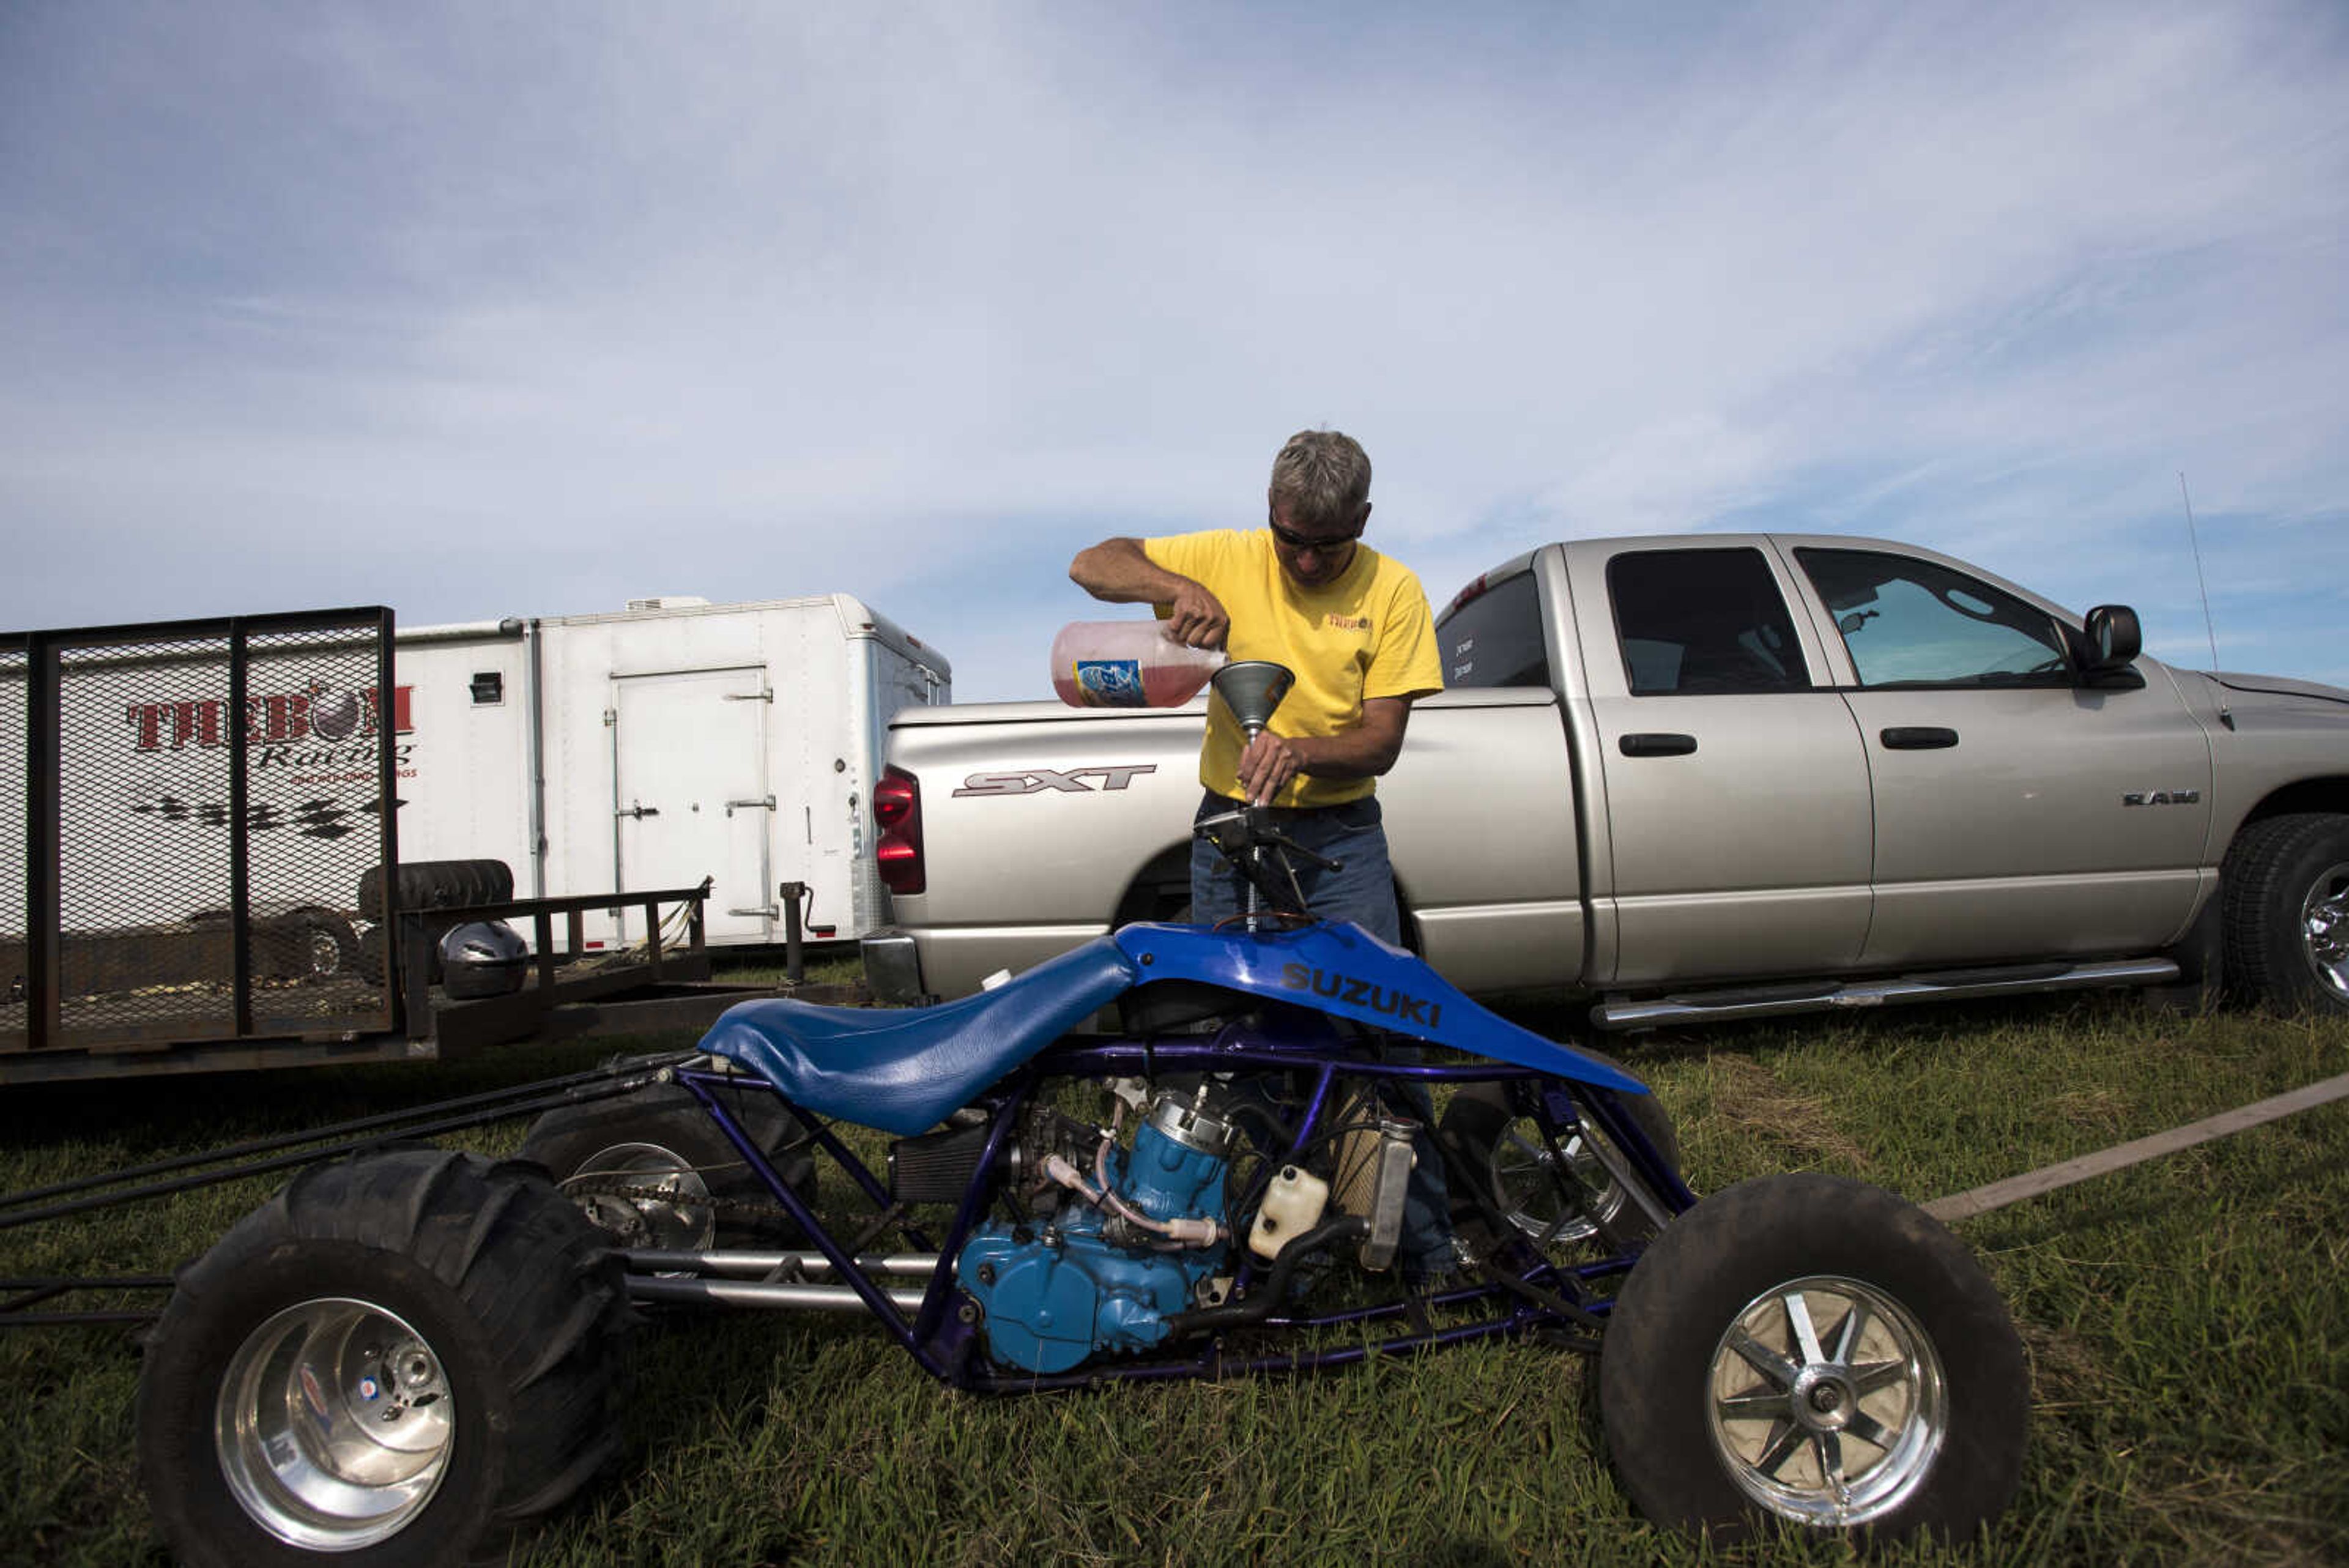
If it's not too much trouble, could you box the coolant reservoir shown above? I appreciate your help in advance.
[1051,619,1227,708]
[1248,1165,1330,1261]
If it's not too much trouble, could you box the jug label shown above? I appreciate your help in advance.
[1072,659,1146,706]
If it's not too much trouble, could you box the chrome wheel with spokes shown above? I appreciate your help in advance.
[1486,1121,1631,1246]
[1440,1074,1681,1252]
[1705,1274,1947,1527]
[216,1298,453,1550]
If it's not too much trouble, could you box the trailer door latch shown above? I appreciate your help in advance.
[617,801,661,820]
[725,795,777,817]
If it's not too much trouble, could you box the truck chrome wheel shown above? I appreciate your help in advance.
[558,1141,718,1250]
[215,1296,453,1550]
[2302,860,2349,1001]
[1705,1274,1946,1528]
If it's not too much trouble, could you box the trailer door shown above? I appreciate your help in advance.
[610,667,773,945]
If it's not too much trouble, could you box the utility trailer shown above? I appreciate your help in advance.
[389,593,951,953]
[0,607,824,1086]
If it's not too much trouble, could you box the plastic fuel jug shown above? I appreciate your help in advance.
[1050,620,1228,708]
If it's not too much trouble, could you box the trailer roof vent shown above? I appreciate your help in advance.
[626,595,710,612]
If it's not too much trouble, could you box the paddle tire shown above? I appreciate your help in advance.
[1599,1173,2027,1547]
[137,1149,629,1567]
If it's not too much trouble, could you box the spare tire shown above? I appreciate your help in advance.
[358,859,515,918]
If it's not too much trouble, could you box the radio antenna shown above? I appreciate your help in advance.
[2178,471,2221,672]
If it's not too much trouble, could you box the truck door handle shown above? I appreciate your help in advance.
[1880,727,1959,749]
[617,803,661,819]
[1619,732,1698,757]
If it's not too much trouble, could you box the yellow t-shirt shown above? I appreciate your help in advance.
[1141,529,1443,808]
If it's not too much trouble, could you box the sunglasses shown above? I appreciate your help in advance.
[1266,512,1364,554]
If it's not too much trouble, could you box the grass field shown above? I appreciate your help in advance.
[2,982,2344,1567]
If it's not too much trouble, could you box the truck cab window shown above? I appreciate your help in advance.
[1605,549,1805,696]
[1436,572,1549,688]
[1796,548,2072,688]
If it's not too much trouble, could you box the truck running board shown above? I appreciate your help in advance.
[1592,956,2182,1031]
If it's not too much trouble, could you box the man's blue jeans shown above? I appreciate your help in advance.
[1189,791,1456,1279]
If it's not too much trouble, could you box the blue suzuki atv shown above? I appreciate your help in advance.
[135,663,2028,1564]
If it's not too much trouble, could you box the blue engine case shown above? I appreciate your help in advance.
[959,1118,1229,1374]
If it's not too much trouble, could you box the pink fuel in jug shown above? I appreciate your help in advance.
[1050,620,1228,708]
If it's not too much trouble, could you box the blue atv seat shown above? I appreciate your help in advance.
[699,937,1139,1136]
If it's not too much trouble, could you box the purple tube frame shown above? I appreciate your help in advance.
[673,1031,1694,1394]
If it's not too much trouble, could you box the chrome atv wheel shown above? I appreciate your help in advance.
[138,1150,628,1567]
[1599,1173,2025,1545]
[1441,1071,1680,1252]
[1704,1274,1946,1527]
[215,1298,456,1551]
[2222,812,2349,1016]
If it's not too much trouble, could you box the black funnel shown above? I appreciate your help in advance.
[1210,661,1295,739]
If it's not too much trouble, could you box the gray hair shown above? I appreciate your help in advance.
[1267,429,1371,532]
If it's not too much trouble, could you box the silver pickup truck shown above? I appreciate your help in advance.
[863,533,2349,1030]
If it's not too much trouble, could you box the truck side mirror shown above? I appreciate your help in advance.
[2080,604,2142,674]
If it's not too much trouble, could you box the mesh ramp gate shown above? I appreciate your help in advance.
[2,609,399,1069]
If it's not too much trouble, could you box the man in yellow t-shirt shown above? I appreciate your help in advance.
[1068,428,1442,938]
[1069,429,1455,1279]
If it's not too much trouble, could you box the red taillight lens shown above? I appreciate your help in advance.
[874,765,924,895]
[1442,572,1490,619]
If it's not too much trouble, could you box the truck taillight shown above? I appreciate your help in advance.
[874,765,924,895]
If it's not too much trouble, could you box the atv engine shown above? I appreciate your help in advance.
[957,1085,1236,1373]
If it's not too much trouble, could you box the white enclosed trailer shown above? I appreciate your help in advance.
[393,594,948,951]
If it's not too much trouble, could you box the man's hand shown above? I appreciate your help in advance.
[1236,730,1302,806]
[1069,537,1228,649]
[1162,579,1229,650]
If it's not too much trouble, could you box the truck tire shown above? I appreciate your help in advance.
[521,1083,819,1248]
[136,1149,628,1567]
[2220,812,2349,1016]
[1599,1173,2027,1545]
[1441,1066,1681,1252]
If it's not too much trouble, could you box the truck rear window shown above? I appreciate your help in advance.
[1437,573,1549,688]
[1605,548,1805,696]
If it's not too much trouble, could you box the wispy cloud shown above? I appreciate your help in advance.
[3,2,2343,691]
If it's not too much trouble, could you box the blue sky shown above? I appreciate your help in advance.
[4,2,2343,699]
